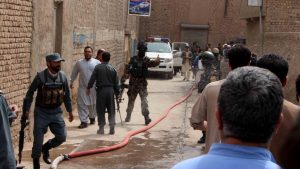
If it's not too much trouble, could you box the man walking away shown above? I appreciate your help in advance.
[256,54,300,163]
[173,66,283,169]
[190,45,251,153]
[70,46,100,128]
[87,52,120,135]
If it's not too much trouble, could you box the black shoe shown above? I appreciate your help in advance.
[125,116,130,122]
[97,126,104,135]
[33,158,40,169]
[125,113,131,122]
[42,142,52,164]
[78,122,88,129]
[144,116,152,125]
[197,136,206,144]
[90,118,95,125]
[109,126,115,135]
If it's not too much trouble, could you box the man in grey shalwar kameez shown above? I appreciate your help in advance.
[0,91,18,169]
[70,46,100,128]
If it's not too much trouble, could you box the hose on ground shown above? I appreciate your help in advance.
[50,85,196,169]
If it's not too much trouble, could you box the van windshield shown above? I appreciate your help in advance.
[146,42,171,53]
[172,43,187,52]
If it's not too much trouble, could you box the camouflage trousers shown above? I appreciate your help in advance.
[213,60,221,80]
[198,66,216,93]
[126,84,150,117]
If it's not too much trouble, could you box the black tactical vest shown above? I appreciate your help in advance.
[129,56,148,78]
[36,70,65,108]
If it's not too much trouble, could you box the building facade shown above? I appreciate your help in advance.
[139,0,246,49]
[241,0,300,102]
[0,0,140,145]
[0,0,33,142]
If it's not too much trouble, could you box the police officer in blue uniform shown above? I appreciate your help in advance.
[23,53,73,169]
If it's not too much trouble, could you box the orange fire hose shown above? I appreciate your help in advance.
[50,85,196,169]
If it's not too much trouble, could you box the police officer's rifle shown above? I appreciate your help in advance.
[18,99,29,164]
[116,63,130,125]
[116,75,129,125]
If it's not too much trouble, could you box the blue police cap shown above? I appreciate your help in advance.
[46,53,65,62]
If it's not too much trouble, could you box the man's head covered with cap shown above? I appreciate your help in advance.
[46,53,64,74]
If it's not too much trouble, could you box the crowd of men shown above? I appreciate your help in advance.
[1,41,300,169]
[176,44,300,169]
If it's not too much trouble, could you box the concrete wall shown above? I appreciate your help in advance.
[246,0,300,103]
[0,0,33,144]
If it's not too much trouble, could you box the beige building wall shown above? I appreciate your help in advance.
[31,0,139,102]
[0,0,139,145]
[31,0,139,77]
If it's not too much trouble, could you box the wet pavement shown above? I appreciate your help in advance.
[18,73,204,169]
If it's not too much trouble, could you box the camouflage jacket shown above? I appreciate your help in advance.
[127,55,160,86]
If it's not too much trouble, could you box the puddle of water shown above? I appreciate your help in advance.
[57,136,203,169]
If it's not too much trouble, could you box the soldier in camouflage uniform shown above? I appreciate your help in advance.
[197,51,216,93]
[124,41,160,125]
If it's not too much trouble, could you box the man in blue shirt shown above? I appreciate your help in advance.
[173,66,283,169]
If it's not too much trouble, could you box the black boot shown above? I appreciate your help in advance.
[78,122,88,129]
[125,113,131,122]
[97,126,104,135]
[109,126,115,135]
[144,115,152,125]
[90,118,95,125]
[42,141,52,164]
[33,158,40,169]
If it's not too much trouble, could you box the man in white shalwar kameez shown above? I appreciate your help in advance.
[70,46,100,128]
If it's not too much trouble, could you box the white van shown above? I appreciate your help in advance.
[146,41,174,79]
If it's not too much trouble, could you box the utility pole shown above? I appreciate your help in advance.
[248,0,263,55]
[259,0,264,56]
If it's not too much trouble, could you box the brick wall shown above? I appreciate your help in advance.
[0,0,33,145]
[246,0,300,103]
[139,0,176,41]
[264,0,300,33]
[71,0,139,73]
[207,0,247,47]
[140,0,246,47]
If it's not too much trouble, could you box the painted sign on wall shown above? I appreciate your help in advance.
[128,0,151,16]
[73,27,94,49]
